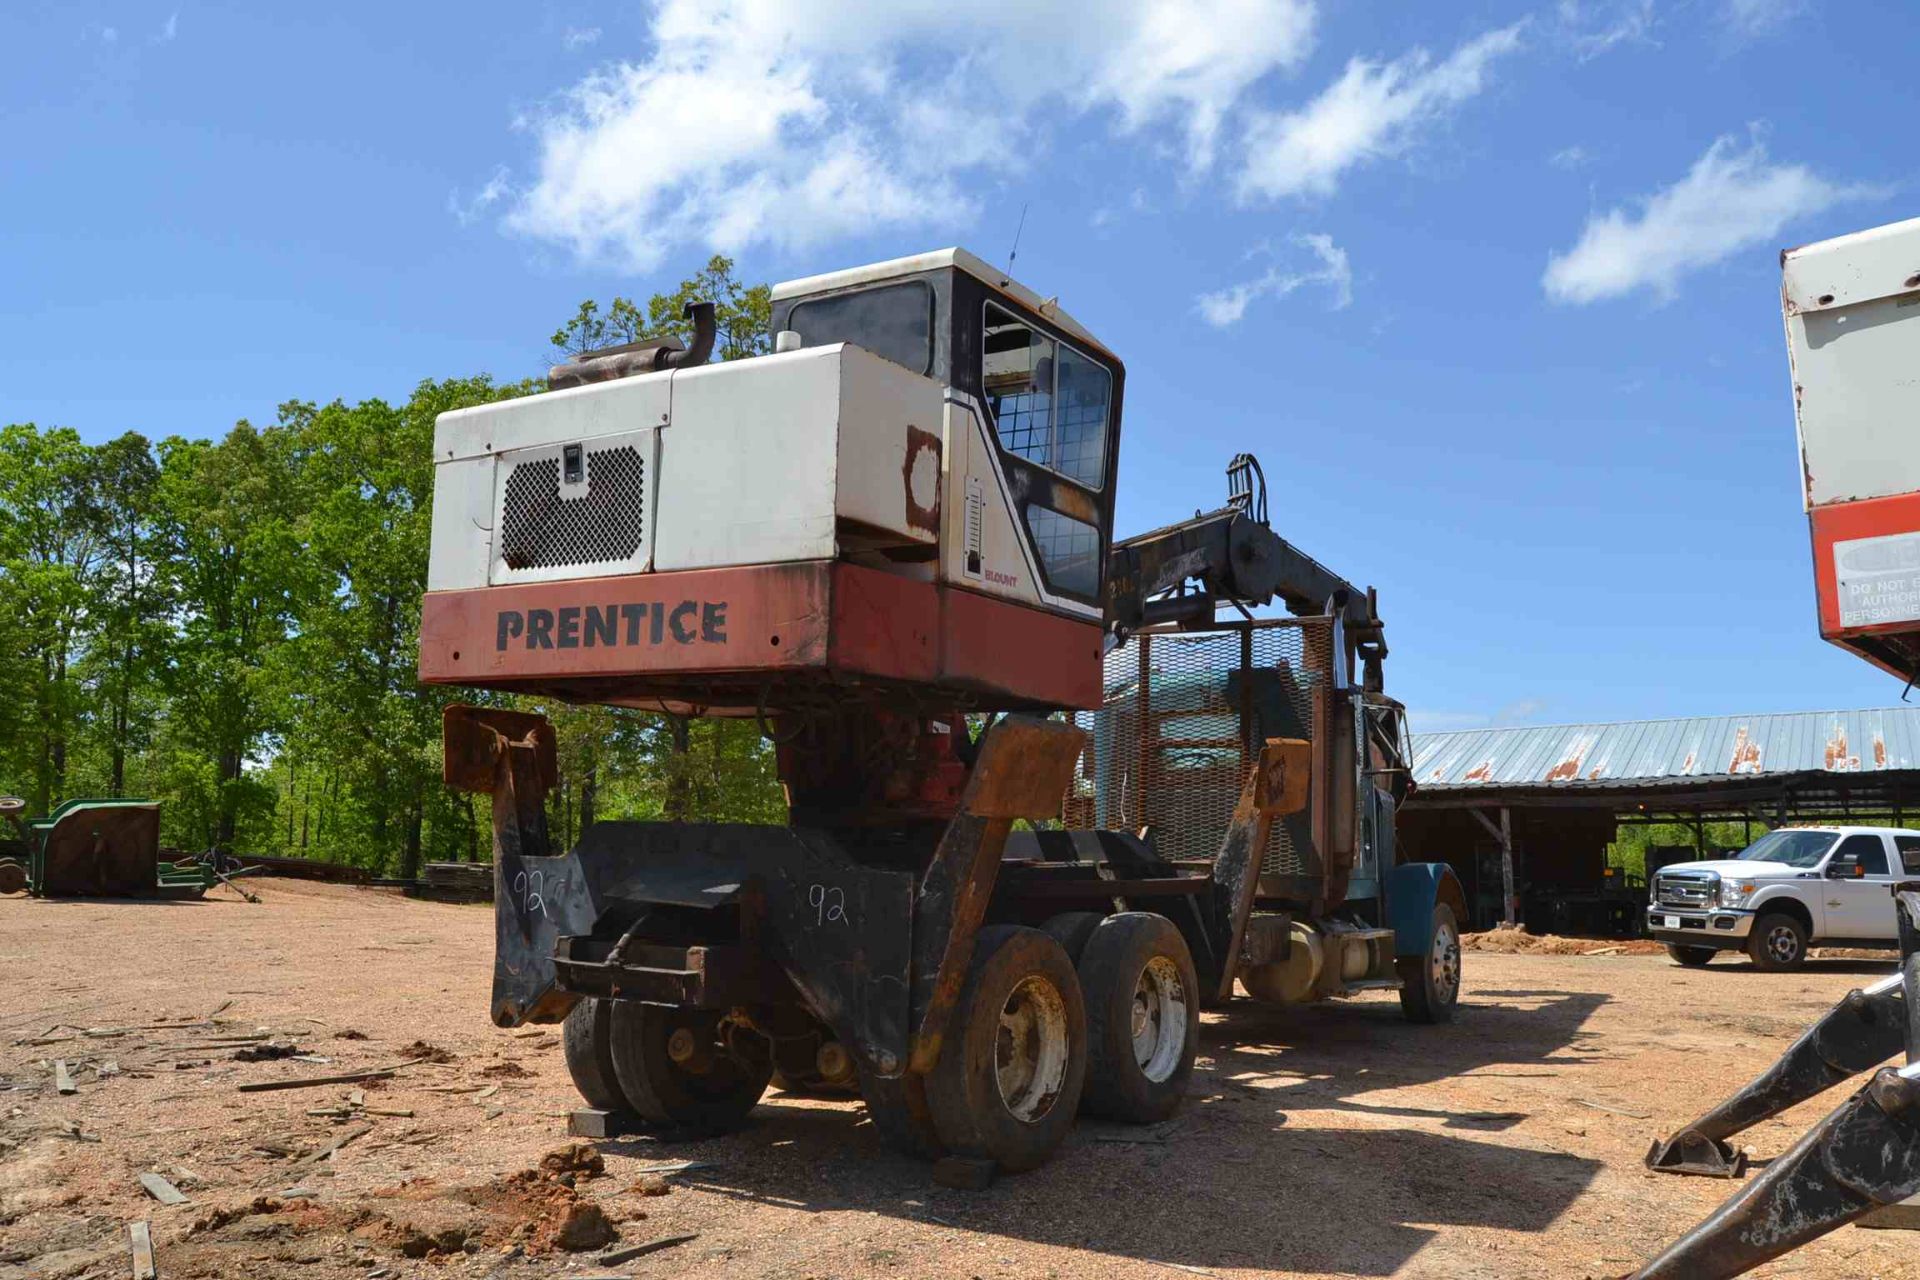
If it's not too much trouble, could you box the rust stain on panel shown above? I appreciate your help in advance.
[1875,734,1888,767]
[1462,759,1494,783]
[1681,751,1696,774]
[1825,725,1859,772]
[902,425,942,535]
[1728,726,1763,775]
[1544,738,1588,783]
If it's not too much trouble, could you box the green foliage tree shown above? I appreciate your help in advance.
[83,432,168,794]
[0,425,107,811]
[153,423,307,850]
[550,254,772,363]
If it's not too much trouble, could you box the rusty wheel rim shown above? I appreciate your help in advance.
[1131,956,1188,1083]
[1431,920,1462,1004]
[994,975,1070,1124]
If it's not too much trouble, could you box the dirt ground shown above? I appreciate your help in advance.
[2,879,1914,1280]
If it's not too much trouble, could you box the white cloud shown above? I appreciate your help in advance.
[1549,144,1591,170]
[562,26,600,50]
[1196,233,1351,327]
[159,11,178,42]
[1543,129,1870,305]
[1236,22,1526,202]
[1721,0,1805,39]
[1557,0,1655,61]
[450,167,513,227]
[501,0,1318,268]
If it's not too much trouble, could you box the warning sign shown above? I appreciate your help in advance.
[1835,530,1920,628]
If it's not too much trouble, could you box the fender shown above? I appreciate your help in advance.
[1387,862,1468,958]
[1746,884,1819,933]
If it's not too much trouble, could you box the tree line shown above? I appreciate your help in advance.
[0,257,783,876]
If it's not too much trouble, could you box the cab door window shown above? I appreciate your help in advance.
[982,303,1110,488]
[1833,833,1891,876]
[1897,834,1920,874]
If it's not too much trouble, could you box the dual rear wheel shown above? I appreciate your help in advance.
[862,913,1199,1170]
[563,910,1200,1164]
[561,998,772,1135]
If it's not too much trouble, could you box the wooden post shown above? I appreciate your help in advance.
[1500,806,1517,926]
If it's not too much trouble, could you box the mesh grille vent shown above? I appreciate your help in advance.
[498,445,646,571]
[1067,623,1328,877]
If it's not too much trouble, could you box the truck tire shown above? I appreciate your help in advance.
[926,925,1087,1172]
[561,998,626,1112]
[1397,904,1463,1025]
[1666,944,1717,968]
[1078,913,1198,1124]
[607,1004,772,1134]
[1041,911,1105,965]
[1747,913,1809,972]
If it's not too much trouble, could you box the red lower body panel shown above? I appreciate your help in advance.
[1809,491,1920,679]
[418,561,1102,712]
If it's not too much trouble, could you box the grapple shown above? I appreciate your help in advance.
[1630,883,1920,1278]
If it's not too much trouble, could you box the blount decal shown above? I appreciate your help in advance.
[496,601,728,651]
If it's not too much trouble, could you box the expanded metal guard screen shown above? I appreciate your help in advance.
[1068,620,1334,876]
[499,444,647,571]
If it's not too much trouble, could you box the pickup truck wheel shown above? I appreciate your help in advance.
[927,925,1087,1172]
[1397,905,1462,1024]
[560,998,624,1112]
[607,1004,772,1134]
[1665,945,1717,968]
[1747,914,1809,972]
[1078,913,1198,1124]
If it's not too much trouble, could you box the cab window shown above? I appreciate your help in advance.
[788,281,934,375]
[1896,834,1920,874]
[1833,833,1891,877]
[1025,504,1101,598]
[982,303,1110,488]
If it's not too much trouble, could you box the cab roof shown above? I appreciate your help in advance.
[772,247,1115,360]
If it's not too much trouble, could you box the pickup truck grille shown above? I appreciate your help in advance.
[1654,874,1715,909]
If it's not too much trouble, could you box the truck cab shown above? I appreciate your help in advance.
[1648,824,1920,969]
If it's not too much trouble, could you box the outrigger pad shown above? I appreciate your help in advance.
[1253,739,1312,817]
[1645,1129,1747,1179]
[961,717,1087,820]
[443,704,556,793]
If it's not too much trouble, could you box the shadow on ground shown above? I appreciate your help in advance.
[648,987,1611,1276]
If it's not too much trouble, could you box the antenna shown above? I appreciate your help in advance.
[1005,202,1029,281]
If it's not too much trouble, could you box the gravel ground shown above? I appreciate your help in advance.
[1,878,1914,1280]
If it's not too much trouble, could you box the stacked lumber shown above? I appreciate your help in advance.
[411,861,493,904]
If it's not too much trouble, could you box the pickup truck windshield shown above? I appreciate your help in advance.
[1735,829,1837,868]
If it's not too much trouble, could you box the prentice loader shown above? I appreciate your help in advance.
[418,249,1466,1172]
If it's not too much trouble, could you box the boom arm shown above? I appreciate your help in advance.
[1104,457,1387,685]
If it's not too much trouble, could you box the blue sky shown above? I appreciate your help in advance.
[2,1,1913,732]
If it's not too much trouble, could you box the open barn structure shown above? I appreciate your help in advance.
[1399,707,1920,933]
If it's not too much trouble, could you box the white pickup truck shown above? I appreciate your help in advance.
[1647,825,1920,970]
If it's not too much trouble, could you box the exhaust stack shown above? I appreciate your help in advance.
[547,300,717,391]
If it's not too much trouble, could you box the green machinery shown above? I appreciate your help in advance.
[0,796,211,898]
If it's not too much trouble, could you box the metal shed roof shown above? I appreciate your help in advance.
[1410,708,1920,792]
